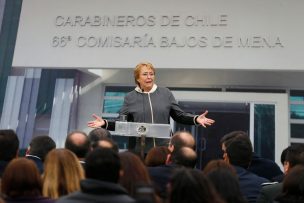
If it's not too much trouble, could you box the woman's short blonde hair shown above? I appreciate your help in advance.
[134,62,155,86]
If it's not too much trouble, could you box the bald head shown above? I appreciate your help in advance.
[65,131,90,159]
[171,147,197,168]
[169,131,195,152]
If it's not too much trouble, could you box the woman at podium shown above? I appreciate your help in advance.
[88,62,214,150]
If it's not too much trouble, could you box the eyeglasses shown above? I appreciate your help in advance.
[141,73,154,77]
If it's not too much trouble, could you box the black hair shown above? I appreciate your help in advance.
[225,134,252,168]
[88,128,112,147]
[285,144,304,168]
[85,148,121,183]
[0,129,19,161]
[169,168,222,203]
[29,135,56,161]
[206,168,247,203]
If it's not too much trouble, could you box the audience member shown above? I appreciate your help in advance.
[248,152,283,180]
[148,147,197,199]
[257,144,304,203]
[203,159,236,174]
[25,135,56,173]
[168,131,195,152]
[272,146,291,182]
[168,168,224,203]
[275,165,304,203]
[88,128,111,143]
[64,131,91,165]
[42,149,84,199]
[220,130,282,180]
[56,148,135,203]
[204,159,247,203]
[0,129,19,177]
[1,158,54,203]
[119,151,159,203]
[145,146,170,167]
[222,131,269,203]
[92,136,119,153]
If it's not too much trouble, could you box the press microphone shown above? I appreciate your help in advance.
[141,88,146,123]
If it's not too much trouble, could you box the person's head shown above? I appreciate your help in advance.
[65,130,90,159]
[88,128,111,145]
[275,165,304,202]
[283,144,304,174]
[134,62,155,91]
[168,168,223,203]
[85,148,121,183]
[1,158,42,198]
[43,149,84,199]
[170,147,197,168]
[145,146,171,167]
[169,131,195,152]
[281,146,291,166]
[204,160,247,203]
[203,159,236,175]
[26,135,56,161]
[92,136,119,153]
[221,131,252,168]
[119,151,151,197]
[0,129,19,162]
[220,131,250,161]
[223,133,252,168]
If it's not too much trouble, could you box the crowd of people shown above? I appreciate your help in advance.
[1,129,304,203]
[1,62,304,202]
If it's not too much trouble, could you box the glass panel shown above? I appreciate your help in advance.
[254,104,275,160]
[291,124,304,139]
[103,99,124,113]
[175,101,250,169]
[290,104,304,119]
[33,69,76,137]
[290,96,304,102]
[105,92,127,97]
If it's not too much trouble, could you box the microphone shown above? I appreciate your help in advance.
[141,88,145,123]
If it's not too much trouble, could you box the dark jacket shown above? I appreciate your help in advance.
[56,179,135,203]
[248,153,283,181]
[235,165,269,203]
[256,182,282,203]
[148,163,181,199]
[105,85,198,130]
[26,155,44,174]
[0,160,9,177]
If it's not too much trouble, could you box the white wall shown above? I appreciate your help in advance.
[13,0,304,70]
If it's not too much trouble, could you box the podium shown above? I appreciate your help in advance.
[113,121,172,159]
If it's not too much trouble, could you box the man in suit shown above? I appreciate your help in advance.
[65,130,91,166]
[222,131,269,203]
[25,135,56,173]
[148,146,197,199]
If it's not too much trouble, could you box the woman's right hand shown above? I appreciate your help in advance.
[87,114,105,128]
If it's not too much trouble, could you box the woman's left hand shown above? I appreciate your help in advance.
[196,110,215,128]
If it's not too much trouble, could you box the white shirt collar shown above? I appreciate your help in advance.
[135,84,157,93]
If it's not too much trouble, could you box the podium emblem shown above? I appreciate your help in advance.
[136,125,147,135]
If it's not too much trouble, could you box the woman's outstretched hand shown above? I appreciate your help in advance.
[87,114,105,128]
[196,110,215,128]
